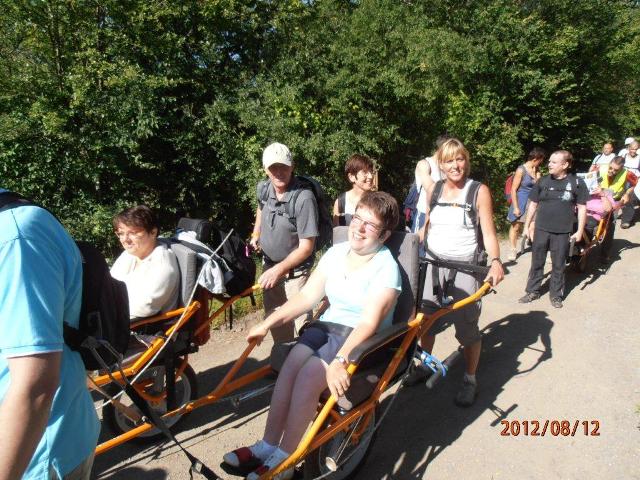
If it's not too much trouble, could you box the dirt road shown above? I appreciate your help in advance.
[93,228,640,480]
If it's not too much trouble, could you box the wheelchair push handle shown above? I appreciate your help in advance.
[425,348,462,390]
[568,237,576,258]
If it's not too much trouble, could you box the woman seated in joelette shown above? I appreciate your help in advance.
[110,205,180,319]
[223,191,401,480]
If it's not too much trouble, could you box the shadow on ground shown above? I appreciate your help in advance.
[354,311,553,479]
[564,237,640,296]
[93,353,274,479]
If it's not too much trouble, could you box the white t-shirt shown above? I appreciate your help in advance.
[426,179,478,259]
[592,152,616,166]
[624,154,640,177]
[110,243,180,318]
[316,242,401,331]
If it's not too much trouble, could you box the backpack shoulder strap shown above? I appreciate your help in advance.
[337,192,346,215]
[257,180,271,209]
[428,180,445,212]
[465,180,482,227]
[284,176,308,225]
[466,180,485,258]
[337,192,346,226]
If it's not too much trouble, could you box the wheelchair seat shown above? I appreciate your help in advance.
[270,226,420,411]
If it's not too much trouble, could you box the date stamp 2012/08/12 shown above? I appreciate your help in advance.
[500,420,600,437]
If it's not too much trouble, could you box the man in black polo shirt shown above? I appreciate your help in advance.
[250,143,319,342]
[519,150,588,309]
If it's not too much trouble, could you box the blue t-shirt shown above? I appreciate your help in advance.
[316,242,401,331]
[0,198,100,479]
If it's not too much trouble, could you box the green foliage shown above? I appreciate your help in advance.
[2,0,640,252]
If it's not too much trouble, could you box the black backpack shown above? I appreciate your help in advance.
[428,180,487,265]
[176,217,256,297]
[258,175,333,252]
[0,192,130,370]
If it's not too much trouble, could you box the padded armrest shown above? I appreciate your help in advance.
[347,322,410,365]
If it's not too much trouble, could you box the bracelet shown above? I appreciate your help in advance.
[490,257,502,265]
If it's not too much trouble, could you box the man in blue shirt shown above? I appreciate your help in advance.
[0,190,99,479]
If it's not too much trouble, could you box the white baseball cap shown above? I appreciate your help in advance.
[262,142,292,168]
[625,137,635,146]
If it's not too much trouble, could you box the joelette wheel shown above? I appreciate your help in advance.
[303,406,378,480]
[103,362,198,440]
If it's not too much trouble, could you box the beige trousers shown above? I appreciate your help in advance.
[263,271,311,343]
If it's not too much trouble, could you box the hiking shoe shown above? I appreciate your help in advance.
[621,222,631,229]
[550,297,563,309]
[507,249,517,262]
[454,378,477,407]
[404,362,434,387]
[518,292,540,304]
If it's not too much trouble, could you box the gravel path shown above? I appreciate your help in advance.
[93,227,640,480]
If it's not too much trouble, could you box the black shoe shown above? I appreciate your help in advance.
[454,378,478,407]
[550,297,563,308]
[404,361,434,387]
[518,292,540,304]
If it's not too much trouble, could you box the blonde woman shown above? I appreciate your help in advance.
[412,138,504,407]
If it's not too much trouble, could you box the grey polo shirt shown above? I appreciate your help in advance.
[257,178,319,269]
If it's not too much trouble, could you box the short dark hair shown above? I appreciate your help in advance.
[553,149,574,167]
[344,154,374,179]
[356,191,399,233]
[528,147,546,161]
[610,155,625,166]
[113,205,158,234]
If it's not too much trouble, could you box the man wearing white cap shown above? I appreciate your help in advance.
[617,137,635,157]
[250,143,319,342]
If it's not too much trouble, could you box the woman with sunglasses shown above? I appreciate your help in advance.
[223,191,401,480]
[110,205,179,319]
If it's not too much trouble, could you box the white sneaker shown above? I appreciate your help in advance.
[507,249,517,261]
[246,450,294,480]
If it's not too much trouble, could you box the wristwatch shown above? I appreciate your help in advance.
[334,354,348,367]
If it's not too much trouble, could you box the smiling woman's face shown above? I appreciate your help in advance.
[440,154,468,183]
[348,206,386,255]
[349,169,375,192]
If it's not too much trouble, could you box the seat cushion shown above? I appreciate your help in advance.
[168,242,198,307]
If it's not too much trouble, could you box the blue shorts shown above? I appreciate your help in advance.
[297,322,353,364]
